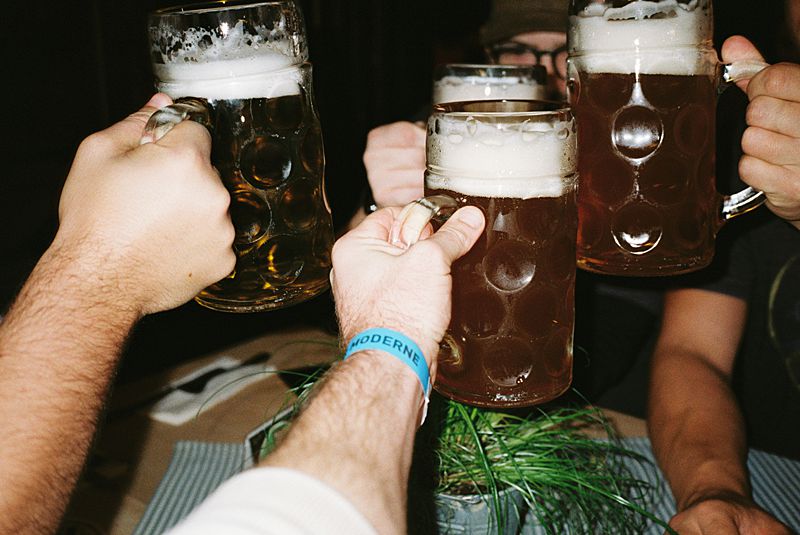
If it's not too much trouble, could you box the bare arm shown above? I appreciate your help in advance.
[648,289,791,534]
[261,206,485,534]
[0,240,142,534]
[0,95,234,534]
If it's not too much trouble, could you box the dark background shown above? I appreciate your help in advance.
[0,0,786,382]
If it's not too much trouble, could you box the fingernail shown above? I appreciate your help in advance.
[457,207,484,229]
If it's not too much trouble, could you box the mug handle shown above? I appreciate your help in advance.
[140,97,212,144]
[718,60,770,221]
[389,195,459,247]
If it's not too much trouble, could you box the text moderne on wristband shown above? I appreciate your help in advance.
[344,328,431,422]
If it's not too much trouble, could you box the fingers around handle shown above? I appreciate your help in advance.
[718,60,769,223]
[389,195,460,248]
[140,97,212,145]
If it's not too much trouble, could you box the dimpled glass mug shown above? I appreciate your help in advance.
[568,0,768,276]
[144,1,334,312]
[432,64,547,104]
[398,100,578,408]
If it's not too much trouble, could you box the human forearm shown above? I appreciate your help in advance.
[259,206,482,534]
[648,347,750,510]
[261,350,422,534]
[0,239,140,534]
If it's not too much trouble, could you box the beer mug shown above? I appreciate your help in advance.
[568,0,768,276]
[144,1,334,312]
[432,64,547,104]
[397,100,578,407]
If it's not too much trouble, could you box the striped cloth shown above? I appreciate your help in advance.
[618,436,800,534]
[134,438,800,534]
[132,442,245,535]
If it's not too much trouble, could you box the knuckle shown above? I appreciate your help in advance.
[745,95,770,126]
[759,65,791,96]
[209,180,231,209]
[738,154,758,182]
[331,237,349,263]
[78,131,113,156]
[222,219,236,246]
[223,250,237,274]
[172,143,209,170]
[740,127,760,154]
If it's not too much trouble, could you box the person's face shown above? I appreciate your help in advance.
[489,31,568,100]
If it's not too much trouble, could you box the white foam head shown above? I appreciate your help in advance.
[433,76,546,104]
[569,0,714,75]
[151,20,303,100]
[426,112,577,199]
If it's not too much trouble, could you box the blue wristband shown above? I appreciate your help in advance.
[344,328,431,421]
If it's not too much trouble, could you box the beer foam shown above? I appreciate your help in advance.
[569,0,713,75]
[426,117,576,199]
[153,54,302,100]
[433,76,545,104]
[151,19,303,100]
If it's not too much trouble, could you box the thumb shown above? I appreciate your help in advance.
[99,93,174,152]
[426,206,485,265]
[721,35,767,93]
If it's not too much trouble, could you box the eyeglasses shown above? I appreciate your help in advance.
[486,41,569,80]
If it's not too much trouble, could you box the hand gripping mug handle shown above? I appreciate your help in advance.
[140,97,212,145]
[389,195,459,248]
[718,59,770,222]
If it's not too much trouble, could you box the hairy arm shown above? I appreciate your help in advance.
[262,352,421,534]
[0,239,141,534]
[261,206,484,534]
[648,289,791,534]
[0,94,234,534]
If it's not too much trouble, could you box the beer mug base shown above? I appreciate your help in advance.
[434,377,572,409]
[577,252,713,277]
[194,279,330,313]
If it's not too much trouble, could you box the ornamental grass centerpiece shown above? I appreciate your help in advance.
[245,364,675,535]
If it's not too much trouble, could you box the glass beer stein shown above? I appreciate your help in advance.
[144,1,334,312]
[432,64,547,104]
[398,101,578,408]
[568,0,768,276]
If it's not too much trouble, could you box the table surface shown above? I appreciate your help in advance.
[61,326,648,535]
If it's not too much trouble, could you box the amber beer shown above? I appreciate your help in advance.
[425,101,577,407]
[568,0,763,275]
[574,70,718,274]
[147,2,334,312]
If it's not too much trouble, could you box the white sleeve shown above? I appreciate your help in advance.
[164,467,378,535]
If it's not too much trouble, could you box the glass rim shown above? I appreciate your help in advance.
[432,99,571,118]
[151,0,292,16]
[438,63,547,73]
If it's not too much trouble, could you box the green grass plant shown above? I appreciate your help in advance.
[432,400,676,534]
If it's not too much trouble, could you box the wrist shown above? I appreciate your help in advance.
[681,488,755,512]
[45,232,146,318]
[344,328,432,424]
[341,313,440,365]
